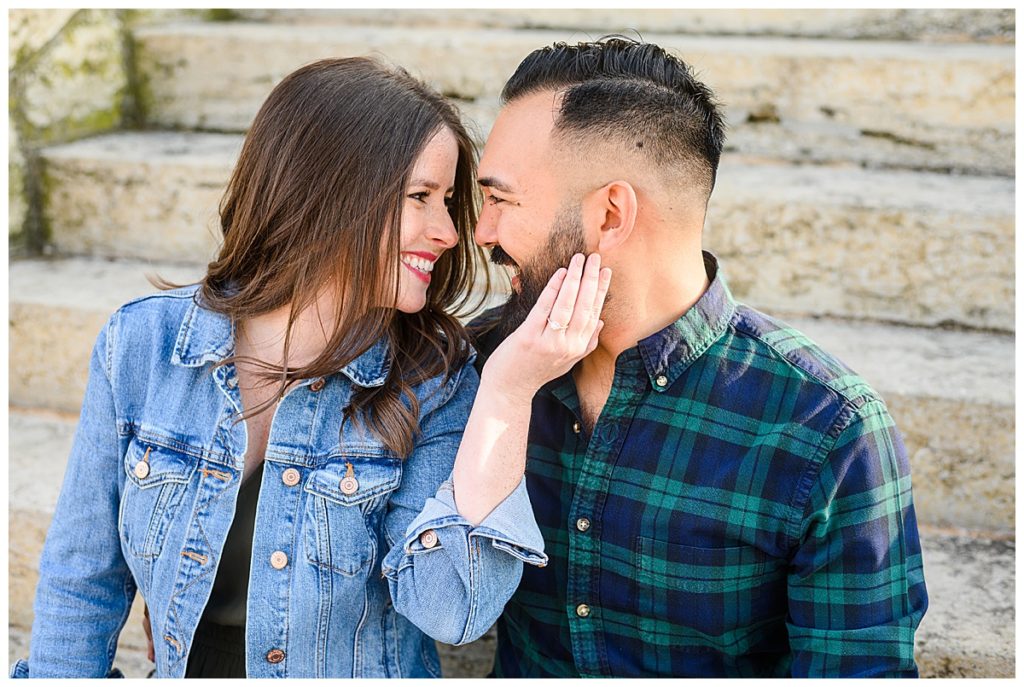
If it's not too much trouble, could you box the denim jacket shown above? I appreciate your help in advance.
[12,286,546,678]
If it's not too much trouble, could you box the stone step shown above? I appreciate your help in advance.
[6,411,1013,676]
[133,22,1013,175]
[237,8,1014,44]
[40,132,1014,330]
[9,256,1014,532]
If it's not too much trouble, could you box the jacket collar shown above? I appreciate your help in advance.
[171,292,390,388]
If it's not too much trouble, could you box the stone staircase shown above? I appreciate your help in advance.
[8,9,1014,678]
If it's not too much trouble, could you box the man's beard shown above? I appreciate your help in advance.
[490,203,587,339]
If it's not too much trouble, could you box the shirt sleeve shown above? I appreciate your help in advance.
[786,399,928,677]
[19,315,137,678]
[380,357,547,646]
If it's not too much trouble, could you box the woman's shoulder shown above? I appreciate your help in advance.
[104,284,210,355]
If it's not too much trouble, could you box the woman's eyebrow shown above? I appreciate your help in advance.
[409,179,454,193]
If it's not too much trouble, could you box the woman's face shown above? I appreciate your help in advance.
[394,127,460,314]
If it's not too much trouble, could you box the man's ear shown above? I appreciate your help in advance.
[584,180,637,252]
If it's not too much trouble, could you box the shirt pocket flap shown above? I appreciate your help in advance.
[304,454,401,507]
[124,440,197,489]
[636,536,781,594]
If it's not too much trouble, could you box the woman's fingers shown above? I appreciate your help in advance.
[546,253,585,332]
[568,253,602,331]
[522,266,568,332]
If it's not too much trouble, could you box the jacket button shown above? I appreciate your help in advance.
[281,468,300,486]
[134,461,150,479]
[576,603,591,618]
[309,378,325,392]
[339,476,359,495]
[419,529,439,549]
[270,551,288,569]
[266,648,285,664]
[575,517,591,532]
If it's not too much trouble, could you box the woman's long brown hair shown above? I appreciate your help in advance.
[164,57,487,458]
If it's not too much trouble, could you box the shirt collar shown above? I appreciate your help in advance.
[636,251,736,392]
[171,293,391,387]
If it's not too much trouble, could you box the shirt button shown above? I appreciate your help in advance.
[572,421,581,434]
[575,517,591,532]
[266,648,285,664]
[419,529,439,549]
[270,551,288,569]
[576,603,591,618]
[655,374,669,388]
[281,468,300,486]
[134,461,150,479]
[309,378,325,392]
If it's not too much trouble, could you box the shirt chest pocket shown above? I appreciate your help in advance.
[119,440,197,560]
[303,452,402,577]
[633,536,786,654]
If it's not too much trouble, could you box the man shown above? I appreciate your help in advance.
[470,38,928,678]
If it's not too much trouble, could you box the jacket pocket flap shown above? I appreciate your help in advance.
[304,456,401,506]
[124,440,197,488]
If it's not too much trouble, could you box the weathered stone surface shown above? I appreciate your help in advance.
[9,121,27,242]
[914,532,1015,677]
[242,8,1015,43]
[9,258,203,413]
[42,131,238,262]
[14,9,126,144]
[8,9,78,67]
[40,133,1013,328]
[790,317,1014,533]
[708,161,1014,331]
[134,23,1013,174]
[6,411,1013,679]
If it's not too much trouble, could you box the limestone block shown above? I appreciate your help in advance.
[242,9,1015,43]
[914,534,1015,677]
[42,132,238,262]
[8,9,77,66]
[791,317,1014,533]
[9,258,203,413]
[18,9,126,143]
[134,24,1014,175]
[707,162,1014,330]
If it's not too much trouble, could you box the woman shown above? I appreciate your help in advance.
[13,58,609,678]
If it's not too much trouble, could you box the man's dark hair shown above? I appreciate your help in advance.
[501,37,726,197]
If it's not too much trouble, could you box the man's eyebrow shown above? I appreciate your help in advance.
[477,176,515,193]
[409,179,454,192]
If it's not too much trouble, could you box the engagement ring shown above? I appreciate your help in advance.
[547,318,569,331]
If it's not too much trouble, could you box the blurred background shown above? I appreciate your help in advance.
[8,8,1015,677]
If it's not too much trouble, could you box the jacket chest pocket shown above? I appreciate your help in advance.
[303,453,401,577]
[119,440,197,560]
[633,536,786,654]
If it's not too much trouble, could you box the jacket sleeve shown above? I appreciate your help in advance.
[16,314,137,678]
[380,357,547,646]
[786,399,928,677]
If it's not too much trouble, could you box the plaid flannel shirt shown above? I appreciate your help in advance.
[470,252,927,678]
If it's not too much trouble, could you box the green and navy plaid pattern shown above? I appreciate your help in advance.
[470,253,927,678]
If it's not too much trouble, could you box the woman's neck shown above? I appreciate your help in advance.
[236,301,336,370]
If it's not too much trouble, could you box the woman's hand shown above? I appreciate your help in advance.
[482,252,611,400]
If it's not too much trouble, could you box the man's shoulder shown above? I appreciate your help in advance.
[727,303,882,410]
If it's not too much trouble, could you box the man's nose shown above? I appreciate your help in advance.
[474,205,497,247]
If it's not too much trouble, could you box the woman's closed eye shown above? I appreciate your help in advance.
[486,194,507,206]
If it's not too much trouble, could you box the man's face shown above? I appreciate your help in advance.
[476,91,584,334]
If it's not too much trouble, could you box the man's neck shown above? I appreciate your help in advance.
[586,247,710,369]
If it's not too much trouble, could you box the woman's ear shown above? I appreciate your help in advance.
[584,180,638,252]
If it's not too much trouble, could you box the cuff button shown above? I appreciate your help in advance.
[419,529,439,549]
